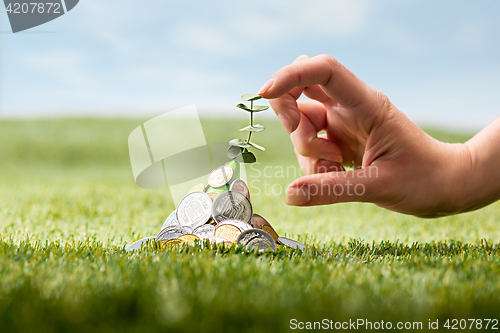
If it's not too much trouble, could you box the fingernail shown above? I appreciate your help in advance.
[258,78,274,95]
[285,185,310,206]
[320,153,343,163]
[278,113,292,134]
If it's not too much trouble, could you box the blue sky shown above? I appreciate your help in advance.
[1,0,499,130]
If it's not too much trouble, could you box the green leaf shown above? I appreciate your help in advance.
[229,139,250,148]
[241,94,262,101]
[238,151,256,163]
[239,124,265,132]
[251,105,269,112]
[236,103,252,112]
[248,141,265,151]
[227,145,243,159]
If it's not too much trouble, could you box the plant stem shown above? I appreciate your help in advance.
[246,102,254,144]
[250,101,254,126]
[246,112,253,143]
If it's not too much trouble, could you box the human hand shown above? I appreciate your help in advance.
[258,54,476,218]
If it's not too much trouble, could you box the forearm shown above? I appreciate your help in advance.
[462,117,500,212]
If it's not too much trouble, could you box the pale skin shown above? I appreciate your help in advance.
[257,54,500,218]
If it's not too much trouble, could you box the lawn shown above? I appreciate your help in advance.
[0,118,499,332]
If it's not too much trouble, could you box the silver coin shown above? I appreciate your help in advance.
[160,210,180,231]
[177,192,213,228]
[236,229,276,252]
[125,236,156,252]
[208,165,234,188]
[212,191,252,224]
[156,225,190,241]
[229,179,250,201]
[159,222,191,235]
[192,224,215,238]
[215,219,252,231]
[199,236,233,249]
[278,237,305,251]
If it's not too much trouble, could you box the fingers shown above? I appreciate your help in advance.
[285,167,382,206]
[267,55,311,134]
[259,54,375,110]
[295,149,344,175]
[268,85,336,134]
[290,100,342,162]
[269,87,303,134]
[303,85,334,105]
[271,95,343,162]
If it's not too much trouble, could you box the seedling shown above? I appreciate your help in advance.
[227,94,269,163]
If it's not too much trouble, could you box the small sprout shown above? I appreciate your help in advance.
[227,93,269,163]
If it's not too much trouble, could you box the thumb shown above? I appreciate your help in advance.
[284,167,381,206]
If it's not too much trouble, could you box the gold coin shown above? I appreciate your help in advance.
[178,234,201,246]
[262,225,280,243]
[208,192,219,201]
[207,218,217,226]
[214,225,242,243]
[159,238,183,249]
[186,183,205,196]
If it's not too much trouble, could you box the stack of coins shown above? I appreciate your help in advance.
[125,160,306,253]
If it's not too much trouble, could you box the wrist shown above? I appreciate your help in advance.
[443,140,499,214]
[461,140,500,212]
[424,142,472,216]
[400,139,473,218]
[442,143,476,214]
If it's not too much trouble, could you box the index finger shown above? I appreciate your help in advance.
[258,54,374,110]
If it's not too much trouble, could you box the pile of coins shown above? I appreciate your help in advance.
[125,160,305,253]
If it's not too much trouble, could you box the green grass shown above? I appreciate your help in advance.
[0,118,499,332]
